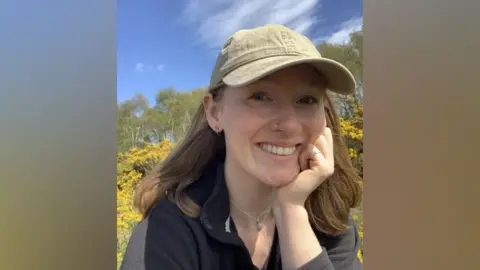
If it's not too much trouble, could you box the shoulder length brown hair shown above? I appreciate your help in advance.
[134,87,363,236]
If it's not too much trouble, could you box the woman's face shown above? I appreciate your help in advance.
[208,64,327,188]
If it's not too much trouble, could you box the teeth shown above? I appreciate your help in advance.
[261,144,296,156]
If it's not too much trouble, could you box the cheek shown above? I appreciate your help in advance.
[305,111,327,141]
[220,107,262,141]
[319,113,327,130]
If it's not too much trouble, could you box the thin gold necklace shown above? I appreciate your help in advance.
[229,201,272,231]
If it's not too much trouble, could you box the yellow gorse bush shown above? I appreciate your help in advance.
[338,101,364,178]
[341,119,364,141]
[341,100,364,263]
[117,140,174,268]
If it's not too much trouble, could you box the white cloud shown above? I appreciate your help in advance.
[135,63,147,72]
[182,0,320,49]
[323,16,363,45]
[135,62,165,73]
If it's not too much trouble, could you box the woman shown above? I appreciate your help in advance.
[121,24,363,270]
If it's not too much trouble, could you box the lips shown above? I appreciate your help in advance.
[260,143,297,156]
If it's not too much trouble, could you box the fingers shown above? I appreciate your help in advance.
[298,127,334,171]
[321,128,334,166]
[299,144,312,170]
[311,127,334,166]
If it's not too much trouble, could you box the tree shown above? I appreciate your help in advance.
[318,30,363,118]
[153,87,206,141]
[117,94,151,152]
[117,87,208,150]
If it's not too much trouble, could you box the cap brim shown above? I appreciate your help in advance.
[222,55,356,95]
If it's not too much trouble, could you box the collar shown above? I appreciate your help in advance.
[186,155,244,246]
[185,155,282,269]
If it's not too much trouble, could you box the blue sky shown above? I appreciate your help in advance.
[117,0,363,105]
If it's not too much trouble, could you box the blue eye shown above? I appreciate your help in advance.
[250,92,270,101]
[298,96,319,105]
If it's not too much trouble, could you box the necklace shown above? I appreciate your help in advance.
[229,201,272,231]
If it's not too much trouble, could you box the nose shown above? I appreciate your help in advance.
[269,104,301,133]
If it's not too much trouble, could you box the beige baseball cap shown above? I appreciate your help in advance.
[209,24,356,95]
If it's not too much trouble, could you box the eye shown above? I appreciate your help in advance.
[249,91,271,101]
[298,96,319,105]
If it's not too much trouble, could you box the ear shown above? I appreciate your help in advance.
[203,94,222,133]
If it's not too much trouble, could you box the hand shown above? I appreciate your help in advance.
[273,127,334,207]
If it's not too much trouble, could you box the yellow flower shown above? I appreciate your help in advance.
[117,141,174,268]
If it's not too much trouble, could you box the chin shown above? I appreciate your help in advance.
[256,168,299,188]
[246,147,302,187]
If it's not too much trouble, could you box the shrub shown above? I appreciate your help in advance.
[116,140,174,268]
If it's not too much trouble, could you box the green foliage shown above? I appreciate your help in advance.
[117,87,207,153]
[117,30,364,267]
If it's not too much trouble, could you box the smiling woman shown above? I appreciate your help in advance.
[120,24,363,270]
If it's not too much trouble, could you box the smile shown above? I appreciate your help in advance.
[260,143,297,156]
